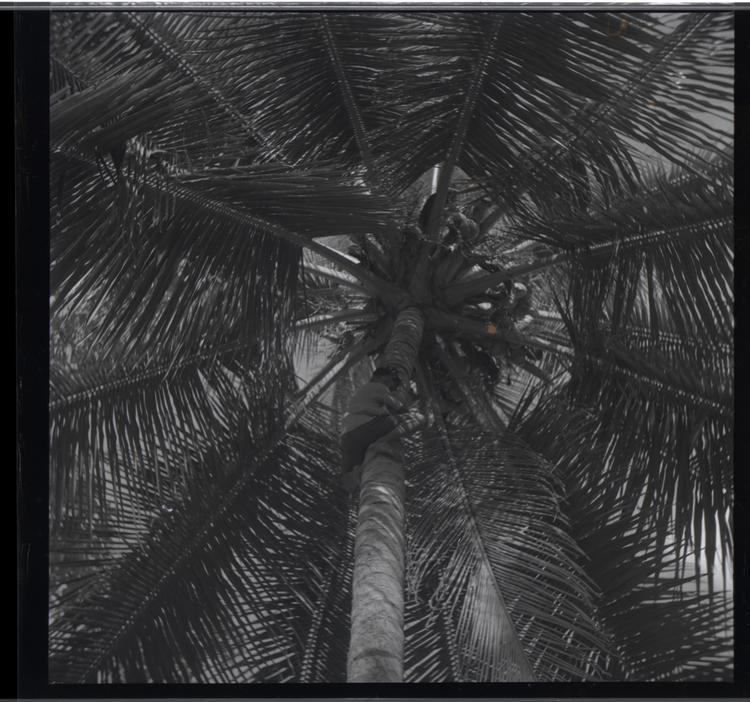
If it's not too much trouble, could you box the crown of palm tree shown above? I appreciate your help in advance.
[49,10,733,684]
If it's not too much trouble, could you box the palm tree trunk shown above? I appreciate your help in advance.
[346,307,424,683]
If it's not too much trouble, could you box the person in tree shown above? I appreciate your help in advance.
[443,195,493,251]
[340,366,426,492]
[485,280,534,329]
[444,210,480,248]
[469,195,493,228]
[508,279,535,331]
[419,187,484,250]
[418,188,458,233]
[424,191,497,287]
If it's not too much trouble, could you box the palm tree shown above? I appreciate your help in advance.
[48,10,733,684]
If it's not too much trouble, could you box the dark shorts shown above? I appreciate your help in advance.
[340,414,398,473]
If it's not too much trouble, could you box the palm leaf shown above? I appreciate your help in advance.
[483,12,731,226]
[533,159,735,570]
[510,155,732,343]
[374,13,662,200]
[49,341,292,558]
[51,140,402,366]
[50,403,351,683]
[51,12,267,166]
[403,594,461,682]
[404,421,609,681]
[514,395,733,680]
[47,9,734,684]
[172,12,404,178]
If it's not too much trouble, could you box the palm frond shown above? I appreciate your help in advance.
[318,13,377,180]
[404,419,610,681]
[403,594,461,682]
[47,9,734,684]
[563,343,731,573]
[121,12,280,160]
[298,501,357,683]
[516,159,735,572]
[514,154,733,344]
[175,164,398,242]
[49,342,290,541]
[375,13,665,200]
[513,395,733,680]
[51,12,267,166]
[51,148,301,365]
[481,12,732,228]
[51,140,402,366]
[50,403,351,683]
[424,16,503,239]
[593,13,733,169]
[402,364,614,681]
[172,12,403,177]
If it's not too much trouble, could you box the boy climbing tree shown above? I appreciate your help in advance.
[340,366,427,492]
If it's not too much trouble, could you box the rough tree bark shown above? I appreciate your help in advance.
[346,306,424,683]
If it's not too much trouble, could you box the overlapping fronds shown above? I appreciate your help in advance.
[175,165,398,241]
[50,402,354,683]
[48,342,293,632]
[506,155,732,350]
[561,339,732,581]
[171,12,410,181]
[49,342,286,535]
[403,589,462,682]
[527,158,735,573]
[404,423,609,681]
[51,147,301,365]
[51,12,401,367]
[370,12,683,203]
[513,395,733,680]
[47,8,733,684]
[587,13,733,170]
[51,143,396,367]
[479,12,732,226]
[50,12,266,165]
[493,158,733,567]
[582,528,733,681]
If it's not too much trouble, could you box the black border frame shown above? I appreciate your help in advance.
[15,5,750,698]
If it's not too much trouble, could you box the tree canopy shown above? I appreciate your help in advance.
[49,10,733,683]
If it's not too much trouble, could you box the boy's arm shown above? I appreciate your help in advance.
[383,390,406,413]
[387,386,422,416]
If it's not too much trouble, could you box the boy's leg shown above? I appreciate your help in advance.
[380,405,431,441]
[340,467,362,494]
[339,409,432,493]
[340,415,399,491]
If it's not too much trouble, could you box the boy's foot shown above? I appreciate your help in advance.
[398,407,433,435]
[340,465,362,494]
